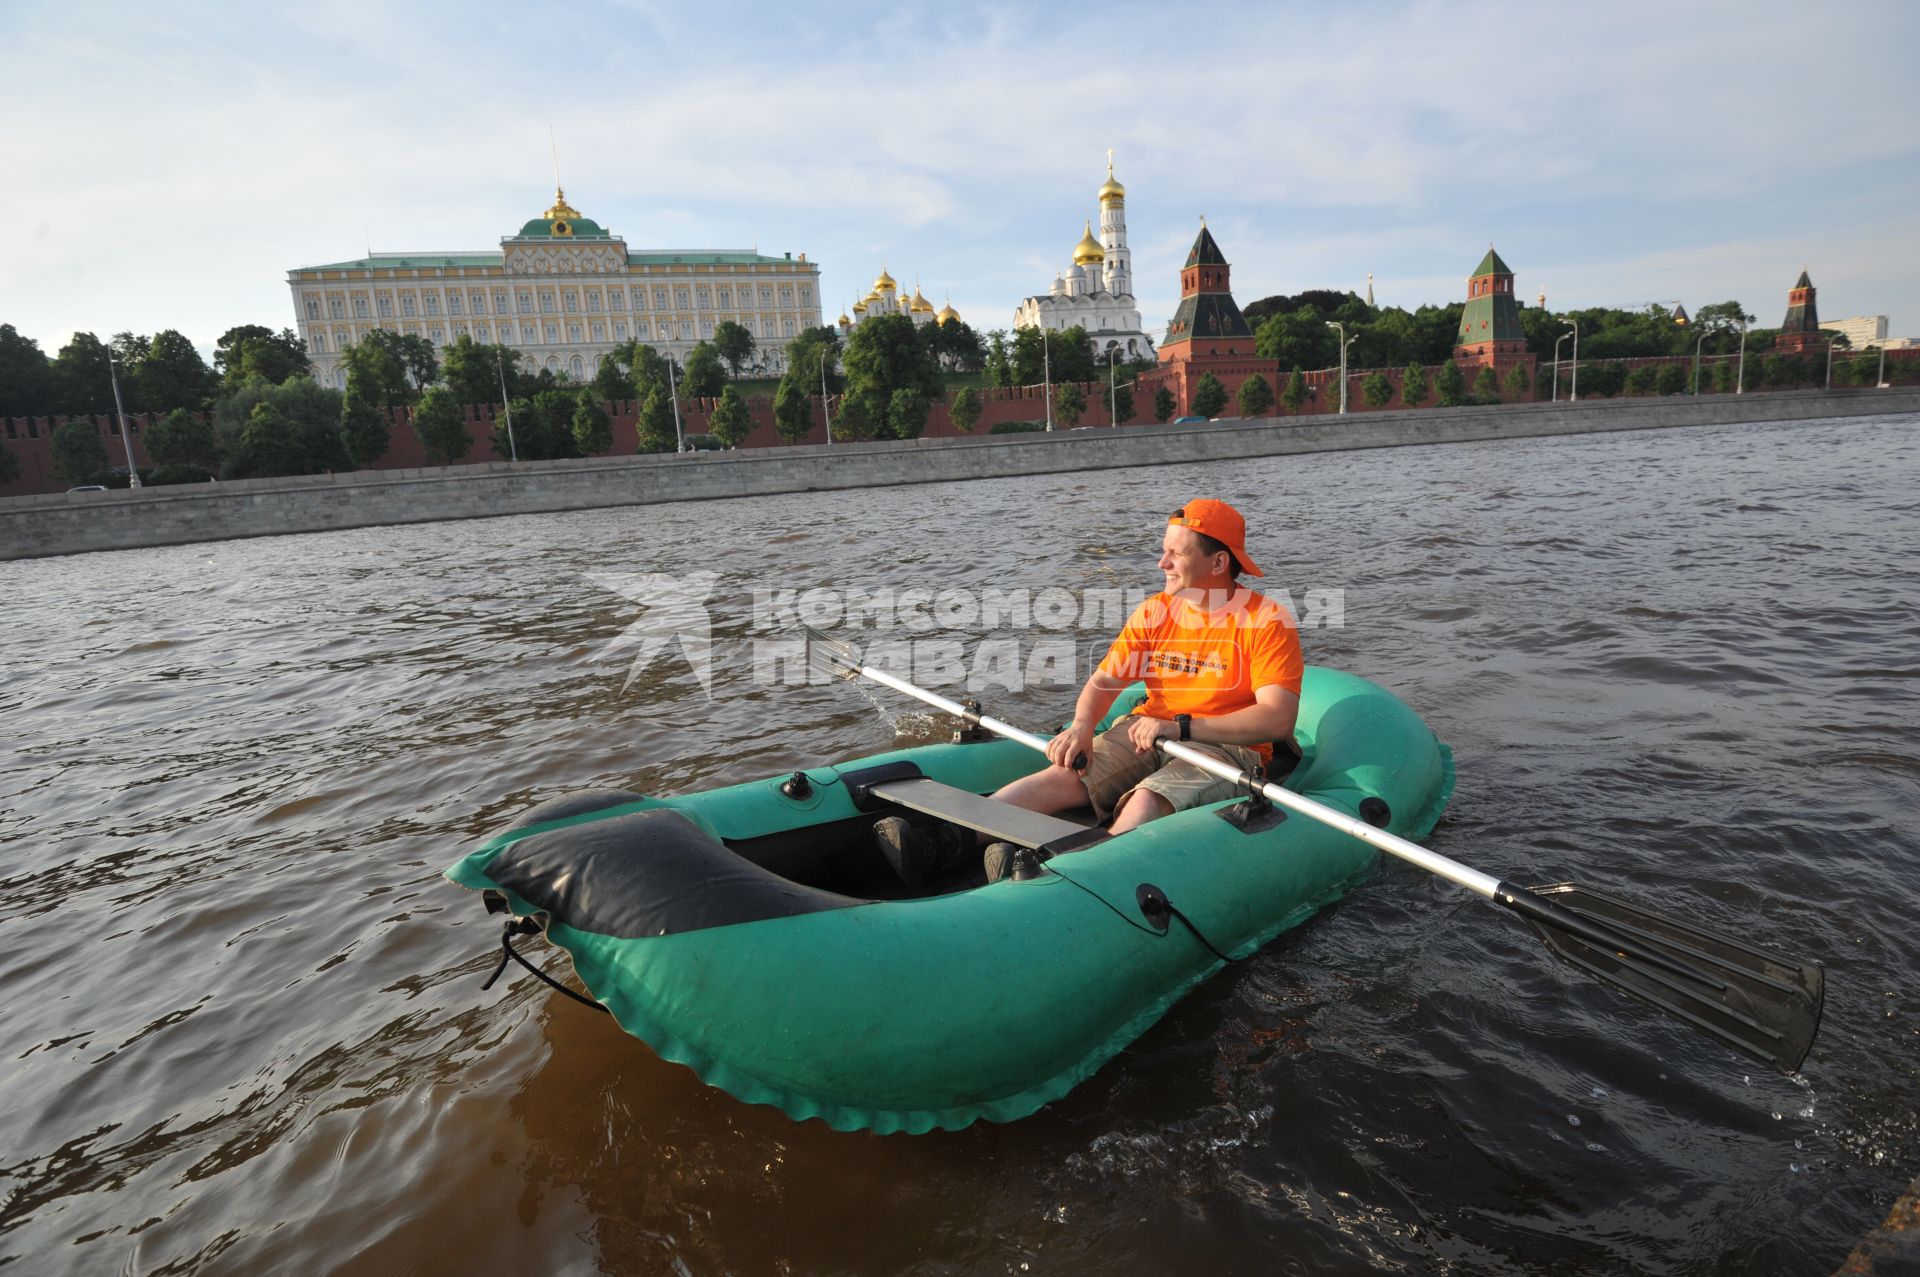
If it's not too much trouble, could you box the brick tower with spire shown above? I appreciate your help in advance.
[1454,245,1528,372]
[1775,269,1821,354]
[1148,222,1267,415]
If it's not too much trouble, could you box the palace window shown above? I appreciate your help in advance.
[401,296,416,317]
[718,289,730,307]
[587,293,601,312]
[679,322,693,340]
[430,327,443,343]
[311,332,326,352]
[762,319,774,337]
[517,293,532,313]
[783,319,795,337]
[654,288,668,309]
[522,325,536,343]
[760,288,773,305]
[701,319,713,337]
[635,321,649,339]
[540,294,555,313]
[495,293,510,313]
[569,324,582,342]
[447,294,461,315]
[475,324,489,340]
[780,288,793,306]
[571,355,585,379]
[331,299,345,319]
[675,289,690,309]
[696,289,711,309]
[799,286,811,305]
[377,297,393,317]
[426,295,440,316]
[305,299,320,319]
[591,323,604,341]
[614,322,626,340]
[563,292,577,312]
[545,325,559,343]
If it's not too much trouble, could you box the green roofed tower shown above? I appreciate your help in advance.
[1454,245,1527,372]
[1161,223,1255,356]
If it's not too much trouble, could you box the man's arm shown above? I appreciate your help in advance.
[1046,668,1129,769]
[1122,683,1299,753]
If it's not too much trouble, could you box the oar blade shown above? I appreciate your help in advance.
[801,624,864,682]
[1521,883,1825,1073]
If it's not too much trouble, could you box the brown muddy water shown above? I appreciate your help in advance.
[2,412,1916,1275]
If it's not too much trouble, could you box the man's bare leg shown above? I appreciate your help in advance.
[1108,788,1171,835]
[991,765,1090,816]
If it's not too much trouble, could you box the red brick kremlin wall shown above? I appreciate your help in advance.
[6,349,1917,498]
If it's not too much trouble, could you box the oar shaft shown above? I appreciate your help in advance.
[1155,739,1503,899]
[853,662,1053,755]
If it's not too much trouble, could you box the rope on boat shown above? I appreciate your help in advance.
[481,917,611,1014]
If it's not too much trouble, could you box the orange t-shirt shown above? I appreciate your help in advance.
[1097,590,1303,745]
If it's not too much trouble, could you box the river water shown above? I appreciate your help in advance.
[2,412,1916,1275]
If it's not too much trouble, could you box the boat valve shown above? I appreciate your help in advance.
[780,771,813,800]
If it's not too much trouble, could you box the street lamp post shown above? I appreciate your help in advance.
[105,347,142,488]
[495,352,518,461]
[818,349,833,446]
[1736,318,1748,395]
[1042,328,1054,431]
[1876,344,1887,388]
[1553,331,1573,402]
[1107,346,1119,426]
[1692,331,1708,395]
[1567,317,1580,400]
[1825,336,1843,390]
[667,356,686,451]
[1324,321,1356,414]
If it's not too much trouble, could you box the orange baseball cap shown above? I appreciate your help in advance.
[1169,499,1263,577]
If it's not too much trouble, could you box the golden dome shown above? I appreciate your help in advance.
[873,267,897,293]
[937,301,961,325]
[545,186,581,220]
[852,298,867,314]
[1072,221,1106,265]
[838,311,852,326]
[911,286,934,313]
[1098,152,1125,203]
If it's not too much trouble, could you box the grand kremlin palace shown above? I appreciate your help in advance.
[286,190,824,389]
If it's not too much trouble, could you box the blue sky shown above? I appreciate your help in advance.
[3,0,1916,360]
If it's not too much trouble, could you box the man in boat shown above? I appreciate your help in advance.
[983,498,1302,880]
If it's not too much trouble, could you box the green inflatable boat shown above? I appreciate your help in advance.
[446,665,1455,1133]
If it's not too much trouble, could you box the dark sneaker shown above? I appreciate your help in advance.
[982,841,1018,884]
[874,816,930,888]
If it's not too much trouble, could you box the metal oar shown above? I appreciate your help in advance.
[804,629,1825,1074]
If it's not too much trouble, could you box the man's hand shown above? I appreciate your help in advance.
[1125,714,1174,755]
[1047,720,1095,771]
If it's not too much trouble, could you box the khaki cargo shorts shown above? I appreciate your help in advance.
[1080,718,1265,821]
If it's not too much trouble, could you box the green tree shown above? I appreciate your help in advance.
[1012,324,1096,386]
[1655,363,1689,396]
[984,329,1014,388]
[213,375,349,478]
[889,387,932,439]
[137,329,216,412]
[342,337,410,410]
[708,386,751,448]
[950,386,983,433]
[145,408,221,472]
[1713,359,1738,393]
[1054,382,1086,427]
[412,386,471,466]
[773,378,815,443]
[831,391,869,442]
[1281,368,1309,415]
[339,385,390,467]
[51,332,115,414]
[51,420,108,484]
[1434,361,1466,407]
[843,313,943,439]
[638,383,678,452]
[363,329,438,394]
[1237,373,1274,417]
[1503,362,1532,401]
[711,321,756,377]
[1111,382,1135,425]
[681,341,728,397]
[1626,364,1660,395]
[928,318,985,373]
[1361,372,1394,409]
[1401,363,1429,407]
[1580,362,1628,397]
[1472,366,1500,401]
[214,325,310,389]
[1254,307,1340,369]
[1153,385,1176,422]
[572,390,614,455]
[1191,373,1228,418]
[0,323,55,417]
[0,439,18,486]
[443,336,526,406]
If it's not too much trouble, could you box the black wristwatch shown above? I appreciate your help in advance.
[1175,713,1192,741]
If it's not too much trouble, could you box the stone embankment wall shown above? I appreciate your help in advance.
[5,388,1915,562]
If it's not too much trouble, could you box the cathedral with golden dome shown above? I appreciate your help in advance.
[838,267,961,335]
[1013,153,1152,360]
